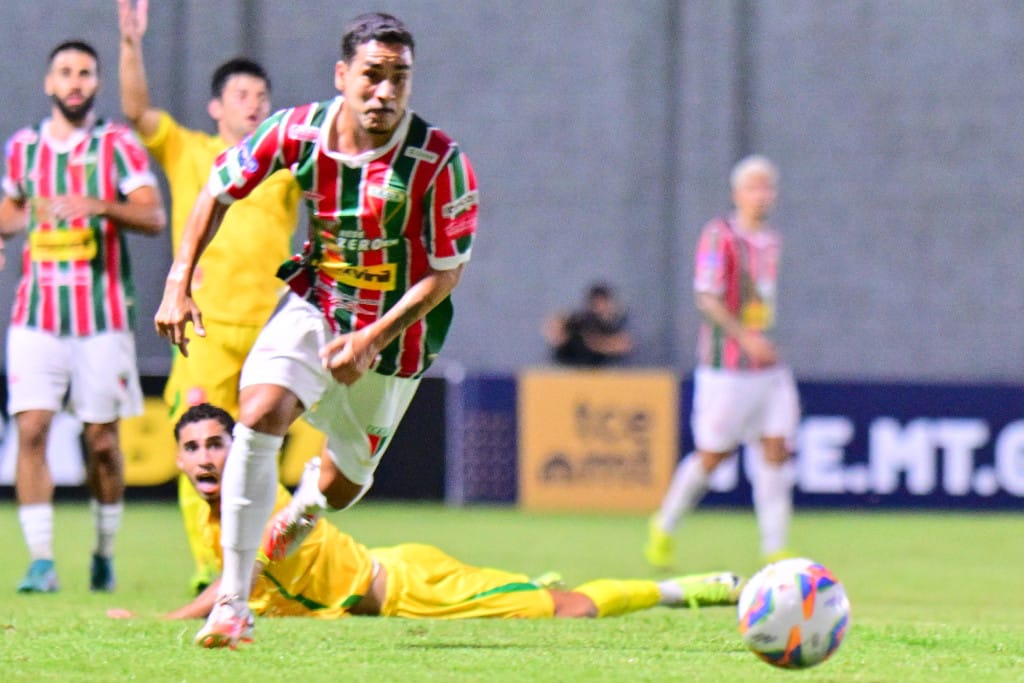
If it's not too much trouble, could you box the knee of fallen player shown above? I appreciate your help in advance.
[550,590,598,618]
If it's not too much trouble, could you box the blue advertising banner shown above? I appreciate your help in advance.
[451,375,1024,510]
[698,381,1024,510]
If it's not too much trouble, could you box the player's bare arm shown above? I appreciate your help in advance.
[0,196,28,271]
[117,0,161,137]
[320,264,464,385]
[47,185,165,235]
[0,195,28,236]
[154,188,230,354]
[695,291,777,365]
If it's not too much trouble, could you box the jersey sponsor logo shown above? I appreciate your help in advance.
[287,124,320,142]
[367,184,406,204]
[404,147,438,164]
[303,191,325,202]
[29,227,97,262]
[442,190,479,220]
[319,262,397,291]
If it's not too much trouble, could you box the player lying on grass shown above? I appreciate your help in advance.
[156,403,743,647]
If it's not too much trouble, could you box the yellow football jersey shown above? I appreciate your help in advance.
[141,111,300,325]
[197,485,376,619]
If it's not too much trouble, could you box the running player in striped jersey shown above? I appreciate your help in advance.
[154,13,478,647]
[645,156,801,569]
[134,403,740,646]
[117,0,323,596]
[0,40,165,594]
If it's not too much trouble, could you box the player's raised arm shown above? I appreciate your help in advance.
[117,0,161,137]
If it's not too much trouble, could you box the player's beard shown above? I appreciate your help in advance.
[52,93,95,125]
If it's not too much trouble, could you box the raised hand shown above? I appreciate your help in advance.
[117,0,148,42]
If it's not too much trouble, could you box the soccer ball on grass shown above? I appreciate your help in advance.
[737,557,850,669]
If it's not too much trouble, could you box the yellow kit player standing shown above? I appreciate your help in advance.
[117,0,320,592]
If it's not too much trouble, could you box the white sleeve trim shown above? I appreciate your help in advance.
[2,177,22,200]
[428,249,472,271]
[118,171,158,197]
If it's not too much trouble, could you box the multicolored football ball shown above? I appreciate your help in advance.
[737,557,851,669]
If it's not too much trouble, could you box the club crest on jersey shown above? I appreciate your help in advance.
[404,147,438,164]
[287,124,320,142]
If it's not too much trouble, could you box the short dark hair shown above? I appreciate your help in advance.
[341,12,415,62]
[49,40,99,71]
[174,403,235,442]
[210,57,270,99]
[587,282,614,301]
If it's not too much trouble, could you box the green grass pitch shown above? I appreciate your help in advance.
[1,502,1022,682]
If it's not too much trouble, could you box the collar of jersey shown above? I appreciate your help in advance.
[321,95,412,169]
[40,117,91,153]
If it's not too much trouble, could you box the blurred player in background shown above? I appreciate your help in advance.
[154,12,478,647]
[0,40,165,593]
[152,403,742,643]
[645,155,800,569]
[117,0,322,594]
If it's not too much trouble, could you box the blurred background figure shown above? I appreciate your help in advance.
[543,282,635,367]
[645,155,799,570]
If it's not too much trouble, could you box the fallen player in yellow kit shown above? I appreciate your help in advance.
[126,404,742,646]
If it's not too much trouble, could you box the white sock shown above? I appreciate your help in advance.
[753,459,794,556]
[656,579,684,605]
[90,499,123,558]
[656,453,709,533]
[18,503,54,560]
[219,424,283,602]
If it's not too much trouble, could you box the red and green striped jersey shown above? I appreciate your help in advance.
[2,118,157,336]
[693,216,782,370]
[207,98,477,378]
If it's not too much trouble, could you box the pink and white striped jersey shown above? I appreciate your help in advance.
[693,215,782,370]
[207,97,477,379]
[2,118,157,336]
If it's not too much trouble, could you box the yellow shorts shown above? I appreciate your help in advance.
[164,318,262,420]
[372,544,555,619]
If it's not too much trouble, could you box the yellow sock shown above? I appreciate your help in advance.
[178,473,218,579]
[574,579,661,618]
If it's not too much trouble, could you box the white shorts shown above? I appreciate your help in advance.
[6,326,143,423]
[691,365,800,453]
[240,293,420,486]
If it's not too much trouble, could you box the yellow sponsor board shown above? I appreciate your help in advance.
[518,369,678,511]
